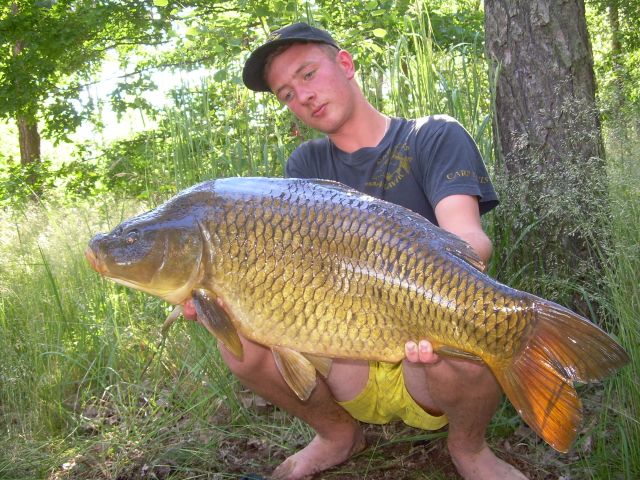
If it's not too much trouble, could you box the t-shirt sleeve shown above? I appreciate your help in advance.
[419,116,499,215]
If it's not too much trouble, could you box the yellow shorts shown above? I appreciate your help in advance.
[337,361,448,430]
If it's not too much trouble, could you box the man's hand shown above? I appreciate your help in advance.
[182,298,197,320]
[405,340,440,364]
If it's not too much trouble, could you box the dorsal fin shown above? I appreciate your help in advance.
[434,228,485,271]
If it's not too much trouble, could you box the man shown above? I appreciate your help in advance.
[187,23,527,479]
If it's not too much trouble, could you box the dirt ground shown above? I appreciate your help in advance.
[211,422,570,480]
[49,386,605,480]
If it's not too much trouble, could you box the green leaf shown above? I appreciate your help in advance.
[371,43,383,54]
[372,28,387,38]
[214,69,227,82]
[186,26,200,37]
[153,0,169,6]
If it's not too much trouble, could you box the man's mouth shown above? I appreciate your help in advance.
[312,104,326,117]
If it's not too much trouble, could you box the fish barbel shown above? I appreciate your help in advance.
[85,177,629,452]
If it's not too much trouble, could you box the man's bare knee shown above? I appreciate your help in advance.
[448,358,492,377]
[448,359,499,391]
[218,337,274,379]
[405,357,500,411]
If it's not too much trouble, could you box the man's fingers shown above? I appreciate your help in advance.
[418,340,437,363]
[405,341,419,362]
[405,340,440,364]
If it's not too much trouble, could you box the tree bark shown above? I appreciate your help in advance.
[17,116,41,167]
[484,0,606,313]
[12,2,43,170]
[484,0,602,174]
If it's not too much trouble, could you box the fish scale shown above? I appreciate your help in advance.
[204,181,526,362]
[87,176,629,453]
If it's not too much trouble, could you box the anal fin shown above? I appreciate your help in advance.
[272,346,317,401]
[303,353,333,378]
[434,344,484,363]
[192,289,243,360]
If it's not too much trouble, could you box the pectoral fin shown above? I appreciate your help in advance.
[272,346,317,401]
[161,305,183,335]
[192,289,243,360]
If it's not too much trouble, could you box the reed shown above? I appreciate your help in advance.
[156,78,295,193]
[582,125,640,479]
[0,197,283,477]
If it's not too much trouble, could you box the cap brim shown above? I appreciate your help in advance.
[242,39,295,92]
[242,38,338,92]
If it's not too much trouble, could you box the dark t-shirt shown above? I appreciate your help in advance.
[285,115,498,225]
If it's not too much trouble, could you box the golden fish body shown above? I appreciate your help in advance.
[86,177,629,453]
[204,179,530,363]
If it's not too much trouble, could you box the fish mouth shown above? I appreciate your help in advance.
[85,246,183,301]
[85,247,108,275]
[84,241,199,306]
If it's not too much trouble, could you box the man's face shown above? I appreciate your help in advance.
[265,43,355,134]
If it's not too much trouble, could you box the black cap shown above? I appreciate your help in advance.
[243,22,339,92]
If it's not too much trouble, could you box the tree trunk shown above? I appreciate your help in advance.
[484,0,606,313]
[12,2,43,171]
[17,116,41,166]
[608,2,621,58]
[485,0,602,174]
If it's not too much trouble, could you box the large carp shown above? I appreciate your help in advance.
[86,177,628,452]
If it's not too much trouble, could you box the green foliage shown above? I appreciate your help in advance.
[589,0,640,49]
[580,118,640,479]
[91,131,173,200]
[0,159,55,204]
[0,151,107,207]
[587,0,640,120]
[0,0,175,144]
[486,97,609,318]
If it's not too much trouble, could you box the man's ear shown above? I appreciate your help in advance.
[336,49,356,80]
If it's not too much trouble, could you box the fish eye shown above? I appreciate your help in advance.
[125,229,139,245]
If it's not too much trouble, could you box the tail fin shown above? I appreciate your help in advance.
[494,300,629,453]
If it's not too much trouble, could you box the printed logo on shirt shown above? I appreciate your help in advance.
[366,144,412,190]
[445,169,491,183]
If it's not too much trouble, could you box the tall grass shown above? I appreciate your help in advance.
[359,11,492,162]
[584,125,640,479]
[154,78,296,193]
[0,198,283,478]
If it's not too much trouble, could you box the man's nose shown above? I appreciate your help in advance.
[298,85,315,104]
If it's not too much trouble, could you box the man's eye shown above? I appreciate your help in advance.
[304,69,315,80]
[281,91,294,103]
